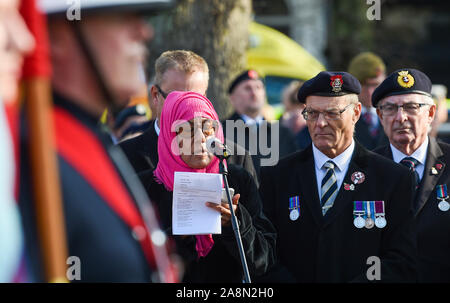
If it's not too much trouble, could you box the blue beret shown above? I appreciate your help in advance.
[228,70,263,94]
[297,71,361,103]
[372,68,432,107]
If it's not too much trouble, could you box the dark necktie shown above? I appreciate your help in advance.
[400,157,420,189]
[321,161,338,215]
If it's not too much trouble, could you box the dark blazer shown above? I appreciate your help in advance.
[19,96,153,282]
[355,117,389,150]
[259,141,418,282]
[119,120,259,185]
[223,112,299,179]
[374,137,450,282]
[119,120,159,171]
[140,164,276,282]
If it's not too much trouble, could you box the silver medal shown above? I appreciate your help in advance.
[364,201,375,229]
[375,216,387,228]
[438,200,450,212]
[290,208,300,221]
[354,216,365,228]
[365,217,375,229]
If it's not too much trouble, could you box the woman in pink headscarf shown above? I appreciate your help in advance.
[142,91,276,283]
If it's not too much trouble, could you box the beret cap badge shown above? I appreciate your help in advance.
[397,70,415,88]
[330,75,344,93]
[248,70,259,79]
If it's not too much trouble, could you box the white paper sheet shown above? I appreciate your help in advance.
[172,172,222,235]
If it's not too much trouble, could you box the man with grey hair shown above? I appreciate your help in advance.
[374,68,450,282]
[259,71,417,282]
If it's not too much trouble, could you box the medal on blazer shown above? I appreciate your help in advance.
[436,184,450,212]
[364,201,375,229]
[289,196,300,221]
[374,201,387,228]
[351,171,365,185]
[353,201,365,228]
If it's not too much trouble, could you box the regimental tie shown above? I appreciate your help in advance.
[400,157,420,189]
[321,160,338,215]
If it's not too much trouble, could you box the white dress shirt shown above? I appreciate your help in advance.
[154,118,160,136]
[390,136,429,181]
[240,114,264,126]
[313,140,355,200]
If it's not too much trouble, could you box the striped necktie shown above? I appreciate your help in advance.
[321,160,338,215]
[400,157,420,189]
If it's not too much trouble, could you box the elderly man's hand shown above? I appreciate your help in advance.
[205,193,240,226]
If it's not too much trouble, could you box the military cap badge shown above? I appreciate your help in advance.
[397,70,415,88]
[248,70,259,79]
[330,75,344,93]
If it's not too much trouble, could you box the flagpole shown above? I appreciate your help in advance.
[20,0,69,283]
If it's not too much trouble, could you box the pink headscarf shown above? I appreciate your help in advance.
[154,91,225,257]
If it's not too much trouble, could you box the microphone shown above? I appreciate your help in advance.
[206,137,231,160]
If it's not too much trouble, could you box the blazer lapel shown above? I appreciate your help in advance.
[295,146,324,227]
[415,138,445,215]
[322,142,368,228]
[138,123,159,169]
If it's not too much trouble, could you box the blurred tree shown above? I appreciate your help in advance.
[147,0,252,119]
[327,0,375,70]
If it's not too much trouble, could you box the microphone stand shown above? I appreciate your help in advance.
[218,147,252,283]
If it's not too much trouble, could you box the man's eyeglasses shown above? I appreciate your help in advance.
[302,103,354,121]
[377,103,431,116]
[155,84,168,99]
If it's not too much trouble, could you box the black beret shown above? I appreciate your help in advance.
[228,70,263,94]
[297,71,361,103]
[372,68,432,107]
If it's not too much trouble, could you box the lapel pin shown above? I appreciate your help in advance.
[351,171,365,185]
[344,183,355,191]
[431,167,438,175]
[436,164,443,170]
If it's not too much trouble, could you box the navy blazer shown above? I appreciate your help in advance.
[20,96,153,282]
[374,137,450,282]
[259,141,418,282]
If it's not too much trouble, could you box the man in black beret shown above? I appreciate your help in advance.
[224,70,298,180]
[373,68,450,282]
[259,71,417,282]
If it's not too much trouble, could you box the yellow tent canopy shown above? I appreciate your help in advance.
[247,22,325,81]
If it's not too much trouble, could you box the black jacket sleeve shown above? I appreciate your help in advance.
[220,164,277,278]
